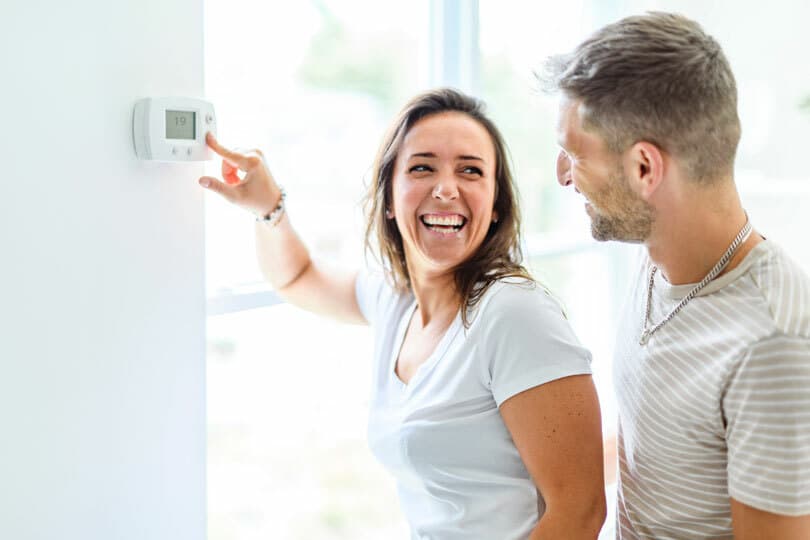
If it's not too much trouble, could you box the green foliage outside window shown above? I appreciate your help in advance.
[298,1,411,110]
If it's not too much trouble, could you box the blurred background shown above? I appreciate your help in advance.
[203,1,810,538]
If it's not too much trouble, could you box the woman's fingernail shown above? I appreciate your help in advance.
[199,178,210,187]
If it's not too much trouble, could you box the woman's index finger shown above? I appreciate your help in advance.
[206,132,248,169]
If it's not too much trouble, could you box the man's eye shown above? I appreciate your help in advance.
[409,164,433,173]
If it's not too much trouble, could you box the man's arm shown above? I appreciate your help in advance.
[731,498,810,539]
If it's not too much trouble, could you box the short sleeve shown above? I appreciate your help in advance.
[483,282,593,407]
[354,269,388,326]
[724,334,810,516]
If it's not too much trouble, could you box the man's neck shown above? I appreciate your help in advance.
[645,184,761,285]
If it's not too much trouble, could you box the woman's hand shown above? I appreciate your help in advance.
[198,133,283,217]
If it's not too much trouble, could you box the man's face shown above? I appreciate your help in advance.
[555,97,653,243]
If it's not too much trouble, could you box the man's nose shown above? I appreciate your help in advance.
[556,151,572,187]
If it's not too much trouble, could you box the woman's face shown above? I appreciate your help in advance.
[390,111,498,281]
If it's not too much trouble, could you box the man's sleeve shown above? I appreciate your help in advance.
[724,333,810,516]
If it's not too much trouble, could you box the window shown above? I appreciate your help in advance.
[205,2,810,538]
[204,2,426,537]
[479,0,629,482]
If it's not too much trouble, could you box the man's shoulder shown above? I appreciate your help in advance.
[743,241,810,339]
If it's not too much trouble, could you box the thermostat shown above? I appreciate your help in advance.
[133,97,216,161]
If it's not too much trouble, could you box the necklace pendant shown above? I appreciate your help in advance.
[639,329,651,346]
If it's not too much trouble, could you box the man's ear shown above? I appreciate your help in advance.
[625,141,665,199]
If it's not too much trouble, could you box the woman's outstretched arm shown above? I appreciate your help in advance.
[200,133,365,324]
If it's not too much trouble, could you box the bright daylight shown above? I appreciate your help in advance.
[4,1,810,539]
[204,1,810,539]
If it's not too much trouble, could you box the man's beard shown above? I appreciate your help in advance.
[589,168,654,243]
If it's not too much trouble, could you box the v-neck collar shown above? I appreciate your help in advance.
[389,299,462,392]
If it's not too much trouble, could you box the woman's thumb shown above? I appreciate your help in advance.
[199,176,230,197]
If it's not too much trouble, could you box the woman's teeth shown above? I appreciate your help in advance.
[421,215,466,232]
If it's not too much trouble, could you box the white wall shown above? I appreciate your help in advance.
[0,1,206,538]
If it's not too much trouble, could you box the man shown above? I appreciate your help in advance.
[544,12,810,539]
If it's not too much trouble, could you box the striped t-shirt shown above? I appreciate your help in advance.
[614,240,810,539]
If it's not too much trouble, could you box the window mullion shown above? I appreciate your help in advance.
[429,0,480,95]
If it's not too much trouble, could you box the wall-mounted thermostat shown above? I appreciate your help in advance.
[133,97,216,161]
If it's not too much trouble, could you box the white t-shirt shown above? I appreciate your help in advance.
[356,273,593,540]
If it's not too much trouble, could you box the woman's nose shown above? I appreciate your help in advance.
[432,175,459,200]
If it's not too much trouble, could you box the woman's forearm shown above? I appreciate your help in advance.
[255,213,312,292]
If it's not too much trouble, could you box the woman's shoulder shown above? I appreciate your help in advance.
[473,276,566,328]
[483,276,557,307]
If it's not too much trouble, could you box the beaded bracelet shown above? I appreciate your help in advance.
[256,188,286,227]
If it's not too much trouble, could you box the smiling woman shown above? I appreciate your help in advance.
[201,88,607,539]
[366,91,532,329]
[392,113,499,281]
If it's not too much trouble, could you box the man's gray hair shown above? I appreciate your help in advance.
[541,12,741,183]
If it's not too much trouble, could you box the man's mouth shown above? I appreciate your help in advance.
[420,213,467,234]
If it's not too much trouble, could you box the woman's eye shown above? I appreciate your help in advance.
[461,166,483,176]
[409,164,433,173]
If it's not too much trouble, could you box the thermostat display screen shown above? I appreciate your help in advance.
[134,97,215,161]
[166,110,196,140]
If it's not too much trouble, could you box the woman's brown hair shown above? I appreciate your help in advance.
[364,88,532,327]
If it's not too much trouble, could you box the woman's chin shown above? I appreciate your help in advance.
[411,246,470,274]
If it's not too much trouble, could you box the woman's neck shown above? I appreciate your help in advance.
[408,269,461,328]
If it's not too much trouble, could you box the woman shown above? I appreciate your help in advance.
[199,88,606,539]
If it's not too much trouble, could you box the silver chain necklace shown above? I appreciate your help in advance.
[639,218,753,346]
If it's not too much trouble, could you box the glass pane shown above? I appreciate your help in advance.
[479,1,628,450]
[207,305,408,539]
[204,0,429,296]
[479,0,601,239]
[204,1,426,538]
